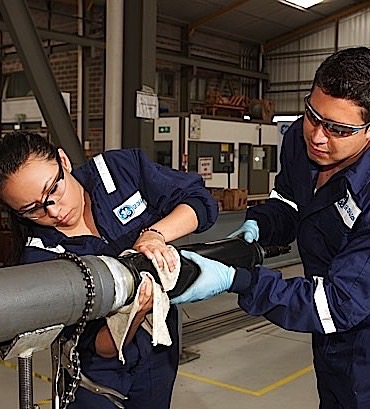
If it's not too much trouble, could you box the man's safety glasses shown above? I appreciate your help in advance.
[17,155,65,220]
[304,94,370,138]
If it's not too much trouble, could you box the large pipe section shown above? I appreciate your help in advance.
[0,239,290,344]
[0,255,134,343]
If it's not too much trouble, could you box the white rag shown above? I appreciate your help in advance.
[106,245,180,363]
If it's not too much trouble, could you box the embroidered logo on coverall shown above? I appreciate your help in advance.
[335,190,361,228]
[113,191,147,225]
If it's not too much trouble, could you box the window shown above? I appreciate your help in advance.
[3,71,33,98]
[156,71,175,98]
[190,77,207,102]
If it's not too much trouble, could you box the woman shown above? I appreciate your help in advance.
[0,131,218,408]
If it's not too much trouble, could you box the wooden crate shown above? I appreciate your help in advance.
[223,189,248,211]
[209,188,225,211]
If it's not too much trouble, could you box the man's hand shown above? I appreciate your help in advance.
[227,220,259,243]
[170,250,236,304]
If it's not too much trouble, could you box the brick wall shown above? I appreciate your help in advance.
[2,49,105,157]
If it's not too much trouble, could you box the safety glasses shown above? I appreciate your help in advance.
[304,94,370,137]
[16,154,65,220]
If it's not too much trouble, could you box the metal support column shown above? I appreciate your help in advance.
[0,0,86,167]
[122,0,157,159]
[180,26,191,114]
[104,0,124,150]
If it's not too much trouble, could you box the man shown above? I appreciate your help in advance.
[172,47,370,408]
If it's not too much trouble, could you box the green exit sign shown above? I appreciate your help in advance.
[159,126,171,134]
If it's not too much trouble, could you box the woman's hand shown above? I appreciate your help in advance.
[137,276,154,316]
[133,229,177,271]
[95,277,154,356]
[123,276,154,346]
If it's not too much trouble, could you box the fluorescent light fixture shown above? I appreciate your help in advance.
[272,114,302,123]
[243,115,251,120]
[278,0,323,10]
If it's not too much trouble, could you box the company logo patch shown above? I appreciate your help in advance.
[113,191,147,225]
[335,190,361,228]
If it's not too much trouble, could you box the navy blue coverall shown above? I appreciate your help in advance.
[230,118,370,408]
[21,149,218,409]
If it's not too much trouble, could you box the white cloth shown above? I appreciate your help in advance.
[106,245,180,363]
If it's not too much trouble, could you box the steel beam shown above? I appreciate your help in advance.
[157,51,268,81]
[188,0,253,35]
[0,0,86,167]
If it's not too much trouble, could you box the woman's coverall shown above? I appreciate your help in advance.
[21,149,218,409]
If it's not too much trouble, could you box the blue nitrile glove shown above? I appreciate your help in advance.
[170,250,236,304]
[227,219,259,243]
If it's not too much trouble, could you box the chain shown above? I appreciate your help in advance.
[56,252,95,408]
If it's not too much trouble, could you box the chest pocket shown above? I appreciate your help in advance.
[298,203,352,273]
[315,205,352,256]
[93,154,147,242]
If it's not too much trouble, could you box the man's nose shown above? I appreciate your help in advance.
[310,125,329,145]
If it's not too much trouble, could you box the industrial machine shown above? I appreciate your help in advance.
[154,115,279,194]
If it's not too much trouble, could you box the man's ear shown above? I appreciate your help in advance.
[364,128,370,145]
[58,148,72,173]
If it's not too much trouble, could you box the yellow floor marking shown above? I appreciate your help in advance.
[37,399,52,406]
[0,360,52,406]
[178,365,314,397]
[0,359,52,383]
[1,359,314,400]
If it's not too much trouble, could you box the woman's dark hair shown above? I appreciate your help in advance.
[0,131,58,265]
[312,47,370,122]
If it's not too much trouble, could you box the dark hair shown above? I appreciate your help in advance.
[312,47,370,122]
[0,131,58,265]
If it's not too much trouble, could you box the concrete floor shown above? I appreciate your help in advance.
[173,325,318,409]
[0,263,320,409]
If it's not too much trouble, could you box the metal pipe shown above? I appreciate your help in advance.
[0,239,290,345]
[0,255,134,343]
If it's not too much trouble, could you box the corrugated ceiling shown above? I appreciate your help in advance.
[158,0,370,50]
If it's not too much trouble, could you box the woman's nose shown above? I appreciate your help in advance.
[46,203,61,218]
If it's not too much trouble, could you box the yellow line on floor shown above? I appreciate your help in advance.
[1,359,313,399]
[37,399,52,406]
[0,360,52,406]
[0,359,51,383]
[178,364,314,397]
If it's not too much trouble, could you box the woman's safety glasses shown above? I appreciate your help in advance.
[17,155,66,220]
[304,94,370,137]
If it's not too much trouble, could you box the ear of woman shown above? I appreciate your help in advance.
[58,148,72,173]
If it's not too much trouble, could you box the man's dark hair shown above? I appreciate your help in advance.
[312,47,370,122]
